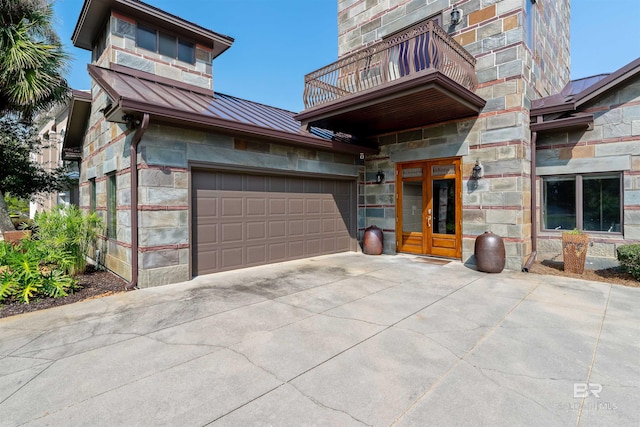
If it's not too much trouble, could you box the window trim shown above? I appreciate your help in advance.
[541,172,623,235]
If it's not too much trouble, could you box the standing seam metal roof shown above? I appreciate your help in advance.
[87,64,365,152]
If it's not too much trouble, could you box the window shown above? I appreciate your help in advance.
[107,174,117,239]
[92,23,108,62]
[177,40,195,63]
[135,24,195,64]
[158,32,176,57]
[89,178,96,213]
[136,25,157,52]
[525,0,536,50]
[543,174,621,233]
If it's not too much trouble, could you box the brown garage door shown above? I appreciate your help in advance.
[192,170,356,276]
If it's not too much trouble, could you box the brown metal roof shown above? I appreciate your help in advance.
[62,90,92,161]
[531,57,640,116]
[72,0,234,58]
[87,64,375,155]
[530,57,640,133]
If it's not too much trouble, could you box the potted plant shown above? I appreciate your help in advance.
[562,229,589,274]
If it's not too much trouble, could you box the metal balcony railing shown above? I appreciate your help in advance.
[302,20,478,109]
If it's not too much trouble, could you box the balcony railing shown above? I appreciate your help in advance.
[302,20,478,109]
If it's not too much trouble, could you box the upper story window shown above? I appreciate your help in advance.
[525,0,536,50]
[135,24,195,64]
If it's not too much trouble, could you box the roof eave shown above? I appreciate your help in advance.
[72,0,234,57]
[530,114,594,134]
[113,99,377,155]
[574,57,640,108]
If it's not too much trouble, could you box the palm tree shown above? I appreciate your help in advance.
[0,0,69,120]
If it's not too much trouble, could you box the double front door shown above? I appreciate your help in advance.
[396,158,461,258]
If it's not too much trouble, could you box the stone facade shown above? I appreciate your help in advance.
[342,0,571,270]
[93,12,213,90]
[79,105,359,286]
[536,74,640,259]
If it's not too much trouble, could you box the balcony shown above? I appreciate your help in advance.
[295,20,485,138]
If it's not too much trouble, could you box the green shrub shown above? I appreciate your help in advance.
[616,244,640,281]
[33,205,103,276]
[0,240,77,304]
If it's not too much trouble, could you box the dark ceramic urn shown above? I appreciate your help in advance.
[363,225,383,255]
[474,231,505,273]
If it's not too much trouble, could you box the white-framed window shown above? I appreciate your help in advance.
[525,0,536,50]
[542,173,622,233]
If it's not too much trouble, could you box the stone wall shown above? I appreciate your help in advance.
[93,12,213,90]
[536,75,640,259]
[128,125,359,288]
[341,0,570,270]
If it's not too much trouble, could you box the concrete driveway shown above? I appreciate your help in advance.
[1,253,638,426]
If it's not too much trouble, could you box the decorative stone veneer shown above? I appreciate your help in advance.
[80,112,360,287]
[341,0,570,270]
[92,12,213,90]
[536,75,640,260]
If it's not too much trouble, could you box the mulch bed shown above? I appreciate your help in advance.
[0,266,128,319]
[528,260,639,288]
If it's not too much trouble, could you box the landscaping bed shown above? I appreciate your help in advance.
[0,265,127,318]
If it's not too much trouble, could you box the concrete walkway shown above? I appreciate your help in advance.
[1,253,638,426]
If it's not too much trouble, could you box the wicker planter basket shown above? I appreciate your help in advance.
[562,232,589,274]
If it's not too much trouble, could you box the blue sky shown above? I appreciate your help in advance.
[53,0,640,113]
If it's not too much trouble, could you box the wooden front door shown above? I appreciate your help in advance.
[396,158,462,258]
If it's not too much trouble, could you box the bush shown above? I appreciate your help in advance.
[0,240,77,304]
[616,244,640,281]
[33,205,103,276]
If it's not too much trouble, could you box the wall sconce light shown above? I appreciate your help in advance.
[471,160,482,180]
[451,6,462,25]
[376,170,385,184]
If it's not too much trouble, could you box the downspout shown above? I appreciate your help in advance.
[126,113,150,290]
[522,130,537,272]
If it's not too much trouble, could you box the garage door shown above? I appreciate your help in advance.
[192,170,356,276]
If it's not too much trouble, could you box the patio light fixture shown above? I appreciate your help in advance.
[471,160,482,180]
[451,6,462,25]
[376,170,385,184]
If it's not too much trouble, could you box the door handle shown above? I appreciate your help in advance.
[427,215,431,228]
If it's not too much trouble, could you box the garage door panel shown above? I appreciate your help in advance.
[247,198,266,215]
[288,240,304,257]
[247,245,267,264]
[221,197,243,216]
[193,170,355,276]
[288,199,304,214]
[197,224,217,244]
[269,199,286,215]
[322,218,336,233]
[306,199,322,214]
[196,248,217,274]
[322,237,336,252]
[268,242,287,261]
[269,221,286,238]
[221,247,243,269]
[306,219,321,234]
[288,220,304,236]
[246,222,266,240]
[221,223,243,243]
[306,239,321,254]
